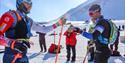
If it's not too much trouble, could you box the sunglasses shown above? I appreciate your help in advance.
[89,9,100,16]
[89,12,94,16]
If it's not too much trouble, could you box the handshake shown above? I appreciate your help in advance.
[66,24,86,33]
[73,27,86,33]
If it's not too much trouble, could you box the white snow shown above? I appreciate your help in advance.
[0,25,125,63]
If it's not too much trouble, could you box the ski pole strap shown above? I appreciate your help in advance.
[17,38,30,42]
[16,39,34,45]
[12,53,22,63]
[10,40,16,50]
[8,38,30,42]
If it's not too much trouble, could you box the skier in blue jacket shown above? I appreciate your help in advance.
[75,4,111,63]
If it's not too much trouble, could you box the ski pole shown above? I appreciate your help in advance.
[54,25,64,63]
[54,31,56,44]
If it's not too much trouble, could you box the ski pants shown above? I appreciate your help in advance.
[3,47,29,63]
[39,38,47,52]
[94,51,111,63]
[89,47,94,60]
[66,45,76,61]
[110,39,119,51]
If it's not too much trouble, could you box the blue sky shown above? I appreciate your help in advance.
[0,0,87,22]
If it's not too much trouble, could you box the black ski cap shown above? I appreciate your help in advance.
[89,4,101,12]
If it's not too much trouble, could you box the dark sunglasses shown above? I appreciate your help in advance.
[89,9,100,16]
[89,12,94,16]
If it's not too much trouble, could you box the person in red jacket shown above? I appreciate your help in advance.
[64,25,79,62]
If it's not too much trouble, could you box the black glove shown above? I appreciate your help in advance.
[73,27,83,33]
[10,41,30,53]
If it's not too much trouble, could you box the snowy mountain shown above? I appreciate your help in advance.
[65,0,125,21]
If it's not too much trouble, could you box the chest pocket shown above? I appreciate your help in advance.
[15,19,28,38]
[15,16,33,39]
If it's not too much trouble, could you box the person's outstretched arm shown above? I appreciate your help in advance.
[31,17,66,33]
[73,25,104,41]
[81,25,104,41]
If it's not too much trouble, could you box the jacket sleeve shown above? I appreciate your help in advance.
[81,25,104,40]
[0,11,18,47]
[0,11,17,35]
[81,32,93,40]
[31,21,56,33]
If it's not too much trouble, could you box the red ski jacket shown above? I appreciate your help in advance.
[64,31,77,46]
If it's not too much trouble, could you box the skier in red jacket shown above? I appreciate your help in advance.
[64,25,79,62]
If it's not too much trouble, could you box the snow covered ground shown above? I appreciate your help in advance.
[0,25,125,63]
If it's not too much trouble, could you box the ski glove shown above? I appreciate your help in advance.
[73,27,83,33]
[53,17,67,29]
[58,17,67,26]
[0,35,30,53]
